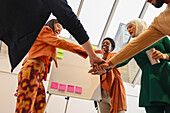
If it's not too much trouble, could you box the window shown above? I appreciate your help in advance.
[105,0,145,40]
[143,3,166,26]
[79,0,116,45]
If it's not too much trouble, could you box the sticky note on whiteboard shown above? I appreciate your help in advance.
[75,86,82,94]
[59,84,66,91]
[60,37,66,40]
[57,54,63,60]
[51,82,58,89]
[92,45,97,50]
[58,49,64,54]
[67,85,74,92]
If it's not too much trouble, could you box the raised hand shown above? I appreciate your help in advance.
[81,40,105,66]
[88,61,112,75]
[89,54,105,65]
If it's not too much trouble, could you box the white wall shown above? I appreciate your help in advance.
[0,56,145,113]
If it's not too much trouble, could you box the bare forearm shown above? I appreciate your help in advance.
[82,40,96,57]
[82,40,104,65]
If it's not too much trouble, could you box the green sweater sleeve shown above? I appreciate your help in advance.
[162,36,170,58]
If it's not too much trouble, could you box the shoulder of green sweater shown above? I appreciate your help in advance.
[156,36,169,43]
[162,36,169,40]
[163,36,170,40]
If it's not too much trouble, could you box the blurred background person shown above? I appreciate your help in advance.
[96,37,126,113]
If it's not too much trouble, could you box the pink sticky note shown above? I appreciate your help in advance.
[75,86,82,94]
[67,85,74,92]
[51,82,58,89]
[59,84,66,91]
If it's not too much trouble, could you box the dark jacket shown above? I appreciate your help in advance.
[0,0,89,71]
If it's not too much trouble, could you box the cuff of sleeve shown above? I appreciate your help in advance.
[166,53,170,60]
[78,35,89,45]
[108,56,119,68]
[108,60,116,68]
[167,53,170,57]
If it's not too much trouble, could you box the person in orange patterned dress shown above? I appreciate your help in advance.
[15,19,88,113]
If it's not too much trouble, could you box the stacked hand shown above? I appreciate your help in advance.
[88,61,113,75]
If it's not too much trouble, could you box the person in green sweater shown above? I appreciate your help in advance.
[91,19,170,113]
[117,19,170,113]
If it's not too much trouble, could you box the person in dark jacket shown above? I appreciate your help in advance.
[0,0,103,72]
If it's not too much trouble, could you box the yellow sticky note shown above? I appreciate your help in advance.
[57,54,63,60]
[60,37,66,40]
[92,45,97,50]
[58,49,64,54]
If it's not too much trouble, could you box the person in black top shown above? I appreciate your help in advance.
[0,0,104,71]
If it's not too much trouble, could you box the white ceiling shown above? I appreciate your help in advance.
[48,0,167,47]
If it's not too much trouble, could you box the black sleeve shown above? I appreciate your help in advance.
[45,0,89,44]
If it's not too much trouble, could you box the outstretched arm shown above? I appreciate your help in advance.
[45,0,104,65]
[88,57,132,75]
[82,40,105,65]
[40,27,104,63]
[89,26,165,74]
[109,26,165,68]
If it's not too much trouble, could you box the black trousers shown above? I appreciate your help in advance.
[145,104,170,113]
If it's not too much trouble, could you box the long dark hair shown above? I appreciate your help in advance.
[102,37,115,51]
[45,19,58,33]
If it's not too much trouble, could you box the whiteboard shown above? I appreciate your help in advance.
[47,49,102,101]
